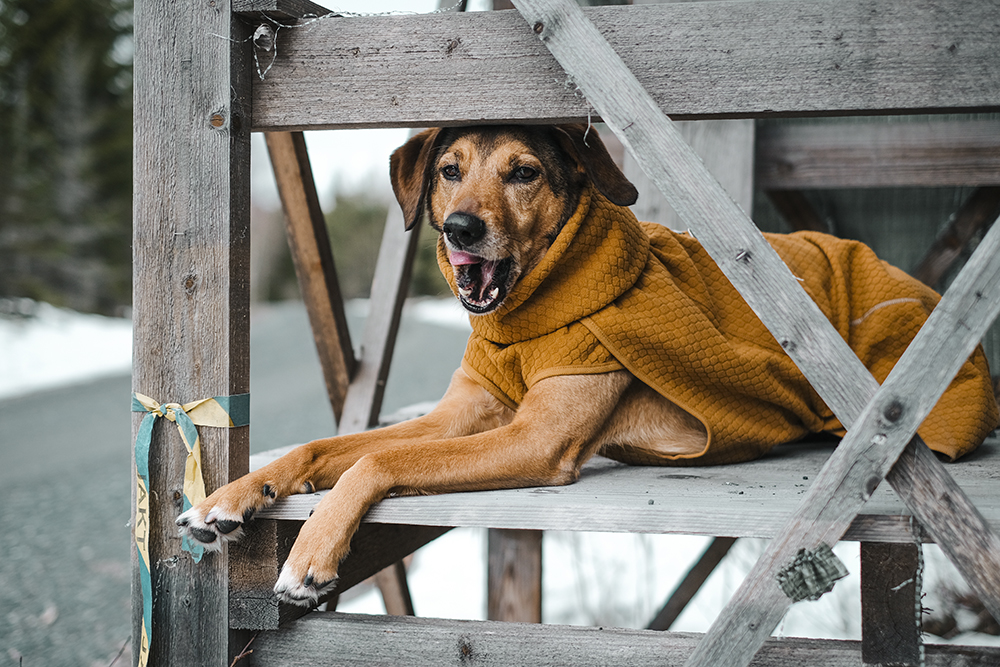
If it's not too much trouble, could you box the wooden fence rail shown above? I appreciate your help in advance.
[249,0,1000,131]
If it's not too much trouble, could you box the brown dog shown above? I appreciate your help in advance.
[177,124,997,606]
[176,125,710,605]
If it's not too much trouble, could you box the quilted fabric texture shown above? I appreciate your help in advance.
[438,186,999,464]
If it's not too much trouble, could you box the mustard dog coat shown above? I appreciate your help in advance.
[437,186,998,465]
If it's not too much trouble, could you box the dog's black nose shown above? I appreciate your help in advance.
[443,213,486,249]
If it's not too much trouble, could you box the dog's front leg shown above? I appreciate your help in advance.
[274,370,632,605]
[176,369,511,552]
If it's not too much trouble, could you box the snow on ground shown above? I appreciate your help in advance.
[3,298,997,646]
[0,299,133,400]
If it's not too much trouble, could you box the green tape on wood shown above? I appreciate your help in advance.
[776,543,849,602]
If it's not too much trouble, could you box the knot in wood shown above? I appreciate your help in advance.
[209,113,226,128]
[883,400,904,423]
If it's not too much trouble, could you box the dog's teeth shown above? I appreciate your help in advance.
[489,287,499,300]
[459,286,473,298]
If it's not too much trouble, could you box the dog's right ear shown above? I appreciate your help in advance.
[389,128,445,230]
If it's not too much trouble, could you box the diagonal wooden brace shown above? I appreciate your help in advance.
[512,0,1000,664]
[266,131,357,423]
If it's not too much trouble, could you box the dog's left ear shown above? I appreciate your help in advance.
[553,124,638,207]
[389,128,446,230]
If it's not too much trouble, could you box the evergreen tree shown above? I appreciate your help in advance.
[0,0,133,314]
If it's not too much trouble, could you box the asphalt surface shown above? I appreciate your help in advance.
[0,300,469,666]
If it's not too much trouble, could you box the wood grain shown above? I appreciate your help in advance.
[250,0,1000,131]
[337,200,422,434]
[131,1,252,664]
[861,542,922,666]
[254,439,1000,546]
[488,529,542,623]
[247,611,1000,666]
[626,119,755,231]
[233,0,332,19]
[757,121,1000,190]
[265,131,356,422]
[507,1,1000,665]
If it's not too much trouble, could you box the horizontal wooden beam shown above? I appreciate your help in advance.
[248,612,1000,666]
[757,121,1000,190]
[248,0,1000,131]
[233,0,331,19]
[254,439,1000,545]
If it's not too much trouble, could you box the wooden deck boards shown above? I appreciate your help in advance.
[252,436,1000,544]
[247,611,1000,667]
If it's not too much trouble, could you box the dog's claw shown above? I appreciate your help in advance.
[176,504,249,552]
[274,566,338,607]
[215,519,242,534]
[189,527,218,544]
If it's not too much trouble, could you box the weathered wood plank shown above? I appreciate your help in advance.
[265,131,356,422]
[228,518,302,631]
[249,0,1000,131]
[860,542,922,666]
[336,194,422,434]
[233,0,331,19]
[254,439,1000,545]
[912,187,1000,288]
[757,121,1000,190]
[507,1,1000,665]
[132,1,251,665]
[228,521,450,630]
[647,537,737,631]
[248,611,1000,667]
[625,120,755,231]
[372,560,415,616]
[488,529,542,623]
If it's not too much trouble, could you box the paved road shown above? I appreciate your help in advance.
[0,300,469,666]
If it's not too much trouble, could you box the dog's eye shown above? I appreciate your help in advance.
[511,166,538,183]
[441,164,460,181]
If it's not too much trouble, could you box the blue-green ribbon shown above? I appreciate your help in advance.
[131,392,249,667]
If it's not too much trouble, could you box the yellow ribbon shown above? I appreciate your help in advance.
[131,391,249,667]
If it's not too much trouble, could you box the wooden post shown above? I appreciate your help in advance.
[132,1,251,664]
[861,542,923,667]
[488,529,543,623]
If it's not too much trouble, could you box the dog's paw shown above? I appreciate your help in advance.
[274,562,339,607]
[175,481,279,550]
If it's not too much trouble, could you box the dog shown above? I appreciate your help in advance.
[177,124,997,606]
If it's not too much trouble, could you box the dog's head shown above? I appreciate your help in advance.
[390,124,637,314]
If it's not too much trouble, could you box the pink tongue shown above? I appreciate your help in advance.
[449,251,481,266]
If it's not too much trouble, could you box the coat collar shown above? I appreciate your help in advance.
[438,186,650,345]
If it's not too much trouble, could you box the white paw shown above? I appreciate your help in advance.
[175,505,252,551]
[273,564,338,607]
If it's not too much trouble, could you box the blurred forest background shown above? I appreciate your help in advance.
[0,0,447,317]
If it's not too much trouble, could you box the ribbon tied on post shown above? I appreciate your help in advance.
[131,391,249,667]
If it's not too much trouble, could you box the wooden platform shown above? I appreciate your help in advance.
[247,612,1000,667]
[254,435,1000,547]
